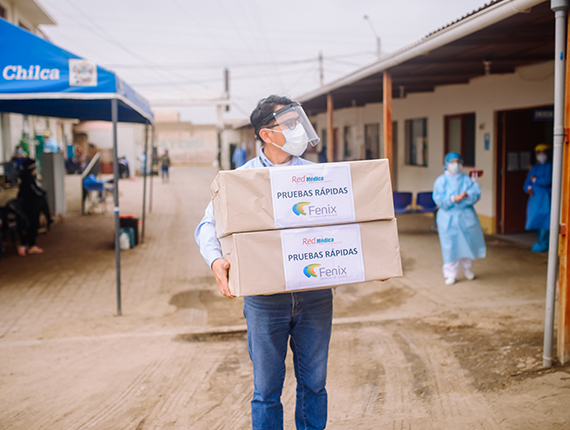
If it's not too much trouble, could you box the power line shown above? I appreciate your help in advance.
[57,0,215,92]
[131,66,320,88]
[102,51,375,70]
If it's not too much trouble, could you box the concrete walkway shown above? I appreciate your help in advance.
[0,168,568,429]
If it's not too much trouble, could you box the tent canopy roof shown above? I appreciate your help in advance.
[0,18,153,124]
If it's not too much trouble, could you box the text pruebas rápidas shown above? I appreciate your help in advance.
[288,247,359,262]
[276,187,349,200]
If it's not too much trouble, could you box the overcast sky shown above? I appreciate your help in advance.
[40,0,491,124]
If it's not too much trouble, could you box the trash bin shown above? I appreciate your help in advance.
[119,215,139,246]
[119,227,135,249]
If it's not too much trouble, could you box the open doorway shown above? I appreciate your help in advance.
[496,106,553,234]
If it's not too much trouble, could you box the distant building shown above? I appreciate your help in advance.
[154,109,217,167]
[72,121,146,176]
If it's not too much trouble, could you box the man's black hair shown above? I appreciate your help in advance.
[250,95,294,140]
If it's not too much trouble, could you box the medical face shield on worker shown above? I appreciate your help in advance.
[260,103,320,156]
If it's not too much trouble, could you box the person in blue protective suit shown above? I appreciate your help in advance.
[524,143,553,252]
[43,131,60,153]
[433,152,487,285]
[195,95,331,430]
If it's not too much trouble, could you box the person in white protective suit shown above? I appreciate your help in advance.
[432,152,487,285]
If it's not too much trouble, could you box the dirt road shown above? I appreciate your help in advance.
[0,168,568,429]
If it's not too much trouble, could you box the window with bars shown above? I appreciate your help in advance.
[404,118,428,166]
[444,113,475,166]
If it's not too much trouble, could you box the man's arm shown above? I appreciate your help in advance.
[195,202,235,298]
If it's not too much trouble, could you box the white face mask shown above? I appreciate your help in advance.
[447,162,462,174]
[264,124,309,156]
[536,153,548,164]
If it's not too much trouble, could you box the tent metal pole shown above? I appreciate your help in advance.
[149,125,155,213]
[142,122,149,243]
[544,0,569,367]
[112,98,122,317]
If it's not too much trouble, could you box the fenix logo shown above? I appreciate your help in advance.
[303,264,348,279]
[292,202,337,216]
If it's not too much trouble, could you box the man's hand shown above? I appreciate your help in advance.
[528,186,534,197]
[212,258,235,299]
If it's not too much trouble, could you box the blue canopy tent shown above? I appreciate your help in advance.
[0,18,155,315]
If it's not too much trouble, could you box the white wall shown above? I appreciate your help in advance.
[73,122,145,175]
[311,61,554,229]
[393,60,553,221]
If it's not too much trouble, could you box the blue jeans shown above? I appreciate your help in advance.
[243,289,333,430]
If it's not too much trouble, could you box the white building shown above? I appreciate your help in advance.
[235,0,556,236]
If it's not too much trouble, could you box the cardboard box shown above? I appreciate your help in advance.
[219,219,402,297]
[211,159,394,238]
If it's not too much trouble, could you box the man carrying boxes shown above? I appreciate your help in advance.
[195,95,402,430]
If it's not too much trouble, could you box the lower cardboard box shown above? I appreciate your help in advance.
[219,219,402,297]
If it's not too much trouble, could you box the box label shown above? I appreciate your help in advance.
[269,164,356,228]
[280,224,365,291]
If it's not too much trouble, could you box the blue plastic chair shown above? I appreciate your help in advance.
[416,192,437,213]
[416,191,438,232]
[83,174,112,214]
[83,174,105,193]
[393,192,413,214]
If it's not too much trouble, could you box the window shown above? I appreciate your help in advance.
[445,113,475,166]
[405,118,428,166]
[0,4,6,19]
[365,123,381,159]
[343,126,352,159]
[19,21,29,31]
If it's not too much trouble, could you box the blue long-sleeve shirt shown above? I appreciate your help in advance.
[524,162,552,231]
[195,148,312,268]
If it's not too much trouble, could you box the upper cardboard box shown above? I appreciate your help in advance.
[211,159,394,238]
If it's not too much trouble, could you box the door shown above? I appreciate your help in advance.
[496,107,553,234]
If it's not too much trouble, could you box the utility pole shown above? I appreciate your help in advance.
[363,15,381,60]
[319,51,324,87]
[544,0,569,367]
[224,68,230,112]
[217,67,230,169]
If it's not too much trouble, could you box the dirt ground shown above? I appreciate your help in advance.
[0,167,569,430]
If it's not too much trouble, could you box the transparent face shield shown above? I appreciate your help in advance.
[260,103,320,147]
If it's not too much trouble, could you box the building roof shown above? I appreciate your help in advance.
[424,0,506,38]
[17,0,56,26]
[298,0,552,115]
